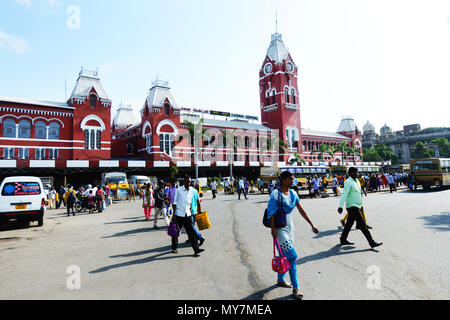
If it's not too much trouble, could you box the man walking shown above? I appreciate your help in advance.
[238,177,248,200]
[64,185,77,216]
[387,173,396,193]
[210,180,217,199]
[58,185,66,209]
[171,177,205,257]
[338,167,382,248]
[153,180,169,229]
[332,175,339,196]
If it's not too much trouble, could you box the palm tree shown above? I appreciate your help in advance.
[181,119,207,179]
[347,143,362,164]
[325,146,335,163]
[267,136,289,159]
[335,141,350,164]
[311,144,333,162]
[289,153,306,166]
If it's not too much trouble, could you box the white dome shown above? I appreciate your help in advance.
[380,123,392,135]
[363,121,375,132]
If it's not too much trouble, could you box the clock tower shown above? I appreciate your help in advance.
[259,33,302,162]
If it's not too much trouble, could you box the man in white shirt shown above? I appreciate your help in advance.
[210,181,217,199]
[387,174,396,193]
[237,177,248,200]
[171,176,204,256]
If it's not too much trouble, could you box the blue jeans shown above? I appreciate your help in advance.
[276,247,299,289]
[191,215,203,239]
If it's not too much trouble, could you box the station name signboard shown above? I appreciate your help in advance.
[181,107,259,121]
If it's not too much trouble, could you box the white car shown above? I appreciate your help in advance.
[0,176,46,229]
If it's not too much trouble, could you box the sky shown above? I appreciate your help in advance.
[1,0,450,133]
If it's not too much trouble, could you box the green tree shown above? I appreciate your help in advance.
[374,144,398,163]
[289,153,306,165]
[346,143,362,163]
[362,147,381,162]
[335,141,350,162]
[311,144,333,161]
[169,166,179,179]
[411,142,434,159]
[431,137,450,158]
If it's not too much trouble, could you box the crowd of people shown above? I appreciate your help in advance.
[42,184,112,216]
[39,169,403,301]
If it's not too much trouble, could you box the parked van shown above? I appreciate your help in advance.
[0,176,46,228]
[129,175,150,195]
[101,172,130,200]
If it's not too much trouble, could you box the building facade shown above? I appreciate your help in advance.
[0,68,112,163]
[112,32,363,168]
[362,121,450,163]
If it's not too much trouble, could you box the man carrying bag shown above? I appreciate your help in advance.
[170,176,205,257]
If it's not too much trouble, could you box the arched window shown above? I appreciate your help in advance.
[90,95,97,108]
[3,118,16,138]
[35,121,47,139]
[18,120,31,139]
[271,90,276,105]
[266,91,270,106]
[285,88,290,103]
[48,122,60,140]
[164,104,170,116]
[159,134,174,156]
[291,89,296,104]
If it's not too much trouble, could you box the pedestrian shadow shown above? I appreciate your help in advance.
[101,227,154,238]
[104,218,152,225]
[417,212,450,232]
[296,244,377,265]
[241,284,278,300]
[312,227,342,239]
[89,245,194,274]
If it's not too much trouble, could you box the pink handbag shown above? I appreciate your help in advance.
[272,238,291,274]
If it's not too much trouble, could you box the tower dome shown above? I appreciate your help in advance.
[337,117,357,133]
[363,121,375,133]
[380,123,392,136]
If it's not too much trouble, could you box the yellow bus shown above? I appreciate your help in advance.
[410,158,450,190]
[387,164,410,174]
[330,165,381,186]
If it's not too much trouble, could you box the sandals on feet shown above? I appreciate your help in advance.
[293,289,304,300]
[277,281,293,288]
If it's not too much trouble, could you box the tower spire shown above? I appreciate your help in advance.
[276,11,278,34]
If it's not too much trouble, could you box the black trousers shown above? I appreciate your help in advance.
[171,215,200,253]
[340,207,374,244]
[67,202,75,215]
[238,188,247,200]
[212,190,216,198]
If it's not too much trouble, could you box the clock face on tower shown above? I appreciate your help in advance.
[264,63,273,75]
[286,61,294,73]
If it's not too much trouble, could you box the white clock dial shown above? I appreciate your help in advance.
[286,61,294,73]
[264,63,273,74]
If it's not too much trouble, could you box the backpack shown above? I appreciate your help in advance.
[96,190,104,201]
[67,191,76,203]
[263,189,287,229]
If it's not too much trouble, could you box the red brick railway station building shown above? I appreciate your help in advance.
[0,33,362,186]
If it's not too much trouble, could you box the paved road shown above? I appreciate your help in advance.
[0,188,449,300]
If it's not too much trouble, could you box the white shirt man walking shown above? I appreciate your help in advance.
[171,177,205,257]
[210,181,217,199]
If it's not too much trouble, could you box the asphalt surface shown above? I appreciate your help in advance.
[0,187,449,300]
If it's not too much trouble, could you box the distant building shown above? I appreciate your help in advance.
[362,121,450,163]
